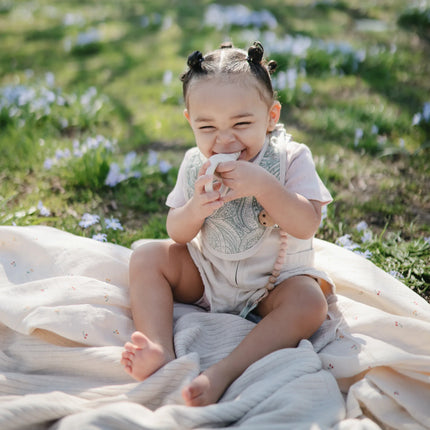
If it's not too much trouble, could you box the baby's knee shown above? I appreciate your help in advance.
[302,284,328,327]
[130,240,170,271]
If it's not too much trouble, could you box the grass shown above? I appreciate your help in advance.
[0,0,429,300]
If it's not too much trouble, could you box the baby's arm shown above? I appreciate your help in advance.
[218,161,322,240]
[166,162,224,244]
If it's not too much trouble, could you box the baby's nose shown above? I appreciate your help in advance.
[216,130,235,145]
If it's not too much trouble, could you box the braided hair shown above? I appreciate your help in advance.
[180,41,278,106]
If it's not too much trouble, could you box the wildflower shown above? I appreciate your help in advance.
[353,249,372,259]
[389,270,404,280]
[76,28,100,46]
[43,158,54,170]
[37,200,51,217]
[422,102,430,122]
[336,234,360,251]
[355,221,368,232]
[320,205,328,228]
[105,163,126,187]
[159,160,172,173]
[124,151,137,173]
[354,128,363,146]
[163,70,173,86]
[204,4,277,30]
[371,124,379,134]
[361,230,373,243]
[105,217,124,231]
[412,112,422,126]
[79,213,100,228]
[45,72,55,88]
[424,237,430,245]
[301,82,312,94]
[147,150,158,166]
[92,233,107,242]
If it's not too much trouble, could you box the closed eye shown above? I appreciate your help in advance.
[235,121,251,127]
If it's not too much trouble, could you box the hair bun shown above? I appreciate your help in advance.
[247,41,264,65]
[267,60,278,74]
[187,51,204,70]
[220,41,233,49]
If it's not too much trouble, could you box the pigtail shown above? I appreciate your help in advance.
[267,60,278,74]
[220,41,233,49]
[187,51,204,71]
[247,41,277,75]
[247,41,264,65]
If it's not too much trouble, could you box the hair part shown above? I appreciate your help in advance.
[180,41,277,107]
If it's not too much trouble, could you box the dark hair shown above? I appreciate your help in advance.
[180,41,277,106]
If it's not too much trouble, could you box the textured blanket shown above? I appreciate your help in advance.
[0,226,429,430]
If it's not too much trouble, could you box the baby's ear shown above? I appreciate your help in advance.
[184,109,191,123]
[268,101,281,131]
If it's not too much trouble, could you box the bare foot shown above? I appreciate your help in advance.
[121,331,174,381]
[182,361,235,406]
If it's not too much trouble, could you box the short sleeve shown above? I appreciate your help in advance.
[166,149,193,208]
[284,141,332,205]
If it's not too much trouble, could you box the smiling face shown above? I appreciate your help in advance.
[184,76,281,161]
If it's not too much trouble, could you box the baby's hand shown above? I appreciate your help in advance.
[189,161,224,218]
[216,161,267,202]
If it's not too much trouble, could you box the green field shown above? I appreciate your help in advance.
[0,0,429,299]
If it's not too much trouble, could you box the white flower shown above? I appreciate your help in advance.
[79,213,100,228]
[105,217,123,231]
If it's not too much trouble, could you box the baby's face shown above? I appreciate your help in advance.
[184,77,280,161]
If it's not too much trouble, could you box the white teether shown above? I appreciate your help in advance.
[204,152,240,194]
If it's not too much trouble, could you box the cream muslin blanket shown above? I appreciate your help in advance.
[0,225,429,430]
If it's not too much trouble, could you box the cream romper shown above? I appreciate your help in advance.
[166,124,335,318]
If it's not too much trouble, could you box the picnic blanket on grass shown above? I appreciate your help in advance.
[0,225,429,430]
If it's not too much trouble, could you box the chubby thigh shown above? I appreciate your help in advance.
[131,239,204,304]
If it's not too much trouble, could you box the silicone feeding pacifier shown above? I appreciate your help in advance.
[204,152,241,194]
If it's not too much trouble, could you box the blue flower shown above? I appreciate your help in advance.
[79,213,100,228]
[159,160,172,173]
[92,233,107,242]
[105,217,123,231]
[37,200,51,217]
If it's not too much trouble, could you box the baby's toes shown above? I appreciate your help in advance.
[124,341,137,353]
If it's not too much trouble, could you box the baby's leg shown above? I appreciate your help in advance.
[182,275,328,406]
[121,240,204,381]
